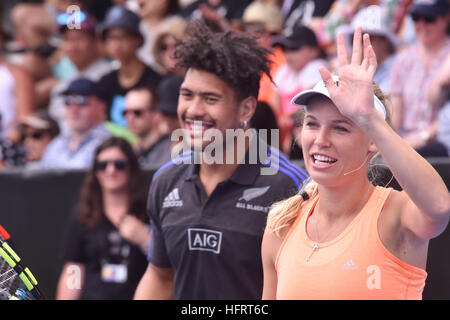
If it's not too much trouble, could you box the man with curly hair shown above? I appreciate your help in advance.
[134,21,307,300]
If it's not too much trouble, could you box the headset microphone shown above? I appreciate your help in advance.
[343,153,371,176]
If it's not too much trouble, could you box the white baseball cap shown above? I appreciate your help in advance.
[291,75,387,120]
[336,5,400,49]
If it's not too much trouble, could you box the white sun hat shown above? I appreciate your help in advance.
[291,75,387,120]
[336,5,400,49]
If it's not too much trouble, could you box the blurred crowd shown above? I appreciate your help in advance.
[0,0,448,170]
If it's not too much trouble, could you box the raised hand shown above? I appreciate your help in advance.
[318,27,380,128]
[119,214,151,250]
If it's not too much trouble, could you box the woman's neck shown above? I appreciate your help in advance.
[102,190,129,225]
[316,177,374,223]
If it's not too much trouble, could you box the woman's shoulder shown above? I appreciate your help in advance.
[269,194,315,239]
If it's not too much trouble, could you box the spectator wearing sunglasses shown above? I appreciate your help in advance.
[390,0,450,152]
[152,18,188,76]
[124,86,172,168]
[40,78,111,169]
[137,0,182,73]
[57,137,150,299]
[20,110,60,168]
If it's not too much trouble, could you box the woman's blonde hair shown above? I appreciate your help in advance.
[266,82,392,237]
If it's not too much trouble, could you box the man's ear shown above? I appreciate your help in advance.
[238,96,257,126]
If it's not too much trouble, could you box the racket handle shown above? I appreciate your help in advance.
[0,225,10,240]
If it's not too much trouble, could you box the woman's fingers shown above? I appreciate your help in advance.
[351,27,363,65]
[362,33,370,70]
[365,34,378,77]
[319,66,336,94]
[336,32,348,69]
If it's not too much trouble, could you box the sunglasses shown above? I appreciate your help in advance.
[25,131,47,140]
[122,109,149,117]
[411,13,437,23]
[94,159,128,171]
[64,95,90,106]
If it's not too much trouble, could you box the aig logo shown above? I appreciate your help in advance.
[188,228,222,254]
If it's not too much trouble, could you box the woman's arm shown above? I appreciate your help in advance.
[363,115,449,240]
[261,228,284,300]
[321,28,450,240]
[118,215,151,253]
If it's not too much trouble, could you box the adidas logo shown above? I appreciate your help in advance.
[342,258,358,270]
[162,188,183,208]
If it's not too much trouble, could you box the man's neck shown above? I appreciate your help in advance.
[119,57,145,75]
[118,57,146,88]
[70,131,87,152]
[198,137,252,196]
[199,161,240,197]
[69,124,99,151]
[138,130,164,151]
[75,52,101,72]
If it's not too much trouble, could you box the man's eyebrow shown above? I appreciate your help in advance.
[200,92,222,98]
[180,88,222,98]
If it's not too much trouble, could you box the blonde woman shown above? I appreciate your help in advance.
[262,27,450,300]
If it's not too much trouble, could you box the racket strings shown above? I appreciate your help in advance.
[0,259,34,300]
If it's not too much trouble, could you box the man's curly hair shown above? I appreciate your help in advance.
[174,20,273,101]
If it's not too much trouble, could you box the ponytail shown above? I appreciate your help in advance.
[267,179,319,238]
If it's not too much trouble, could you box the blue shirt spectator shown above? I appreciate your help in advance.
[40,78,110,169]
[40,123,110,169]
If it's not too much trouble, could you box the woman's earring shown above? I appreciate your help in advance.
[241,120,248,128]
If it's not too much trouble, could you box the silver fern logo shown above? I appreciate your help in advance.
[238,186,271,202]
[235,186,271,213]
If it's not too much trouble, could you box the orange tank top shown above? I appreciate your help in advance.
[275,186,427,300]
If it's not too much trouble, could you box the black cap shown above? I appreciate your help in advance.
[271,24,318,50]
[410,0,449,17]
[62,78,98,97]
[101,6,142,40]
[155,75,184,117]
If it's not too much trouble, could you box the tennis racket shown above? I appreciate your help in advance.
[0,225,45,300]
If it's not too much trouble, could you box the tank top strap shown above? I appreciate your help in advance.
[363,186,393,227]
